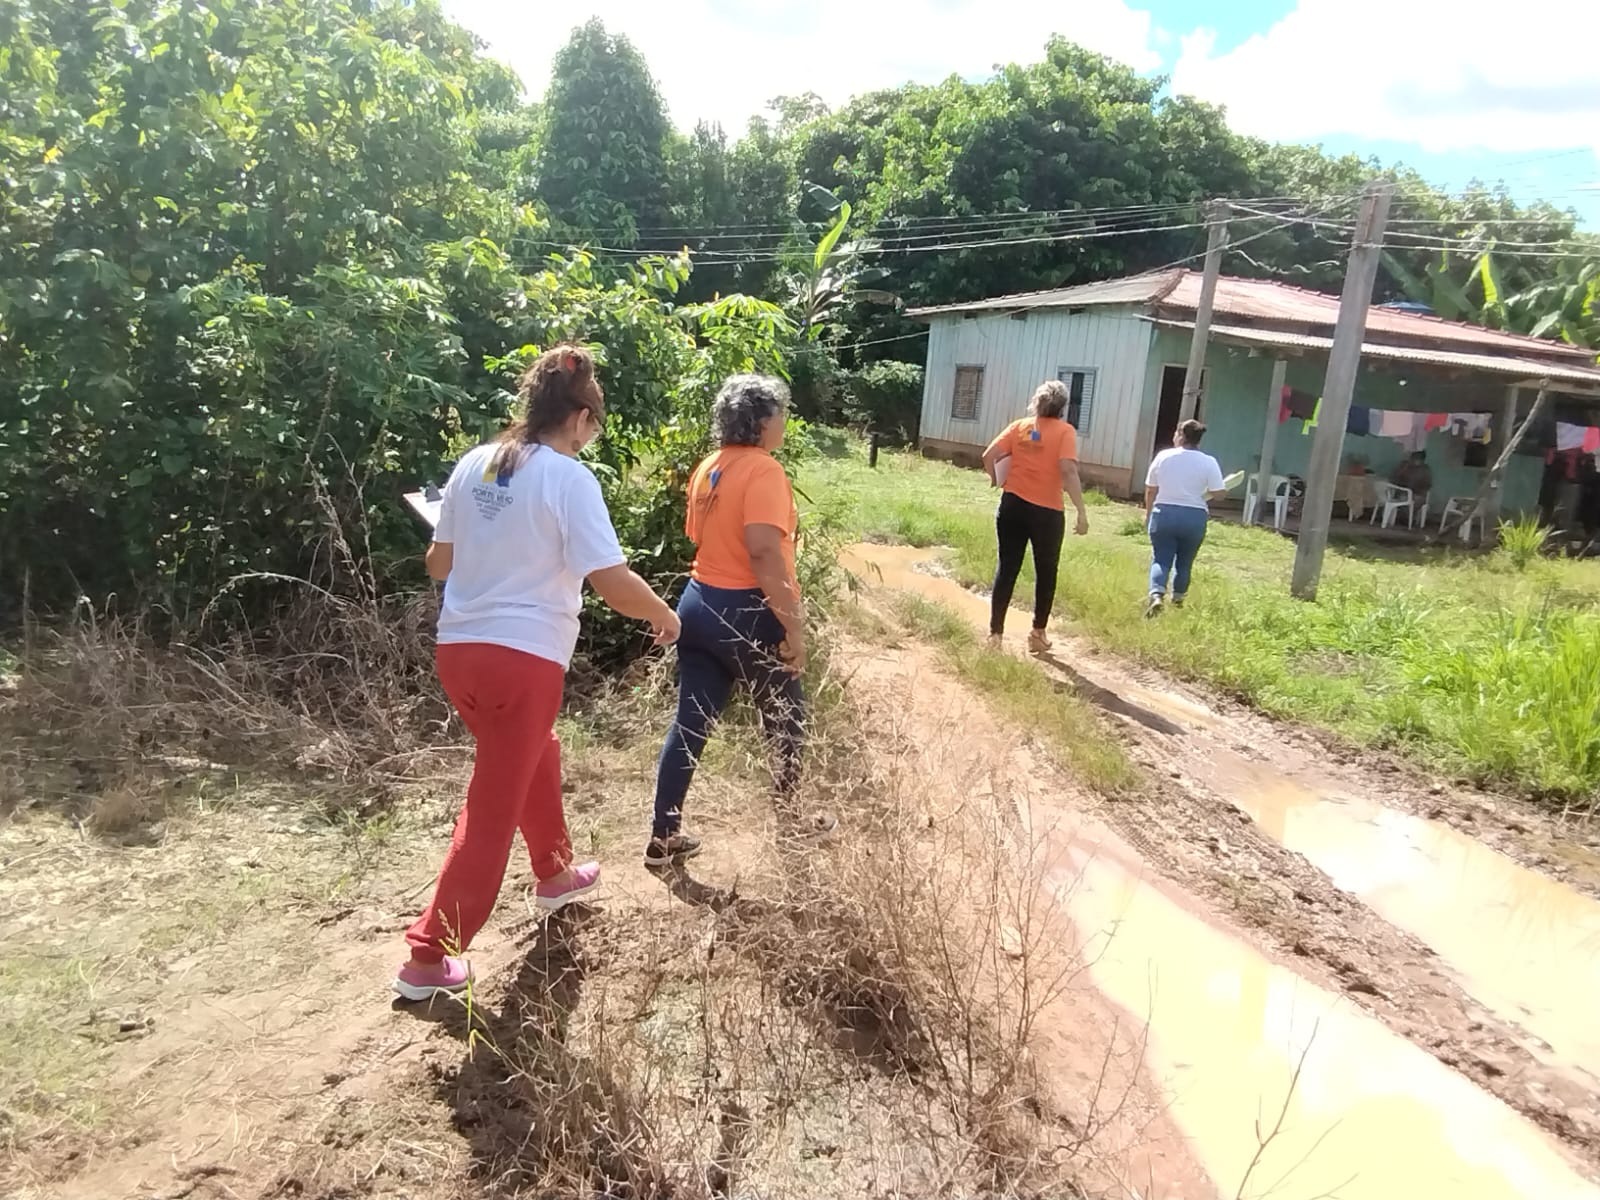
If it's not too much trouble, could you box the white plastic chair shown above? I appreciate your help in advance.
[1440,496,1483,542]
[1243,474,1293,530]
[1369,483,1416,530]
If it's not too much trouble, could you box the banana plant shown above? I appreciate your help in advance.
[786,184,900,340]
[1504,259,1600,350]
[1381,248,1480,322]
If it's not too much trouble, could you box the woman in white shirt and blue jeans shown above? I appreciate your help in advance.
[395,345,681,1002]
[1144,419,1227,618]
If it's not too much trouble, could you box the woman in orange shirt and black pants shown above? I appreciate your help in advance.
[647,375,829,867]
[981,380,1090,654]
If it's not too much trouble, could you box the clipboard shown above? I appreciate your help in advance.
[1222,470,1246,492]
[403,483,443,531]
[994,455,1012,486]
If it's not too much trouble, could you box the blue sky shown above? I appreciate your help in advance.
[444,0,1600,228]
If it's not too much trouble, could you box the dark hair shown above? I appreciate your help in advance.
[1178,419,1206,448]
[712,374,789,446]
[493,344,603,473]
[1029,380,1070,419]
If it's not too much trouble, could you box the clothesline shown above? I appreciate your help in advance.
[1278,387,1495,449]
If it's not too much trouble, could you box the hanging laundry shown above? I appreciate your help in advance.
[1285,390,1317,421]
[1403,412,1430,453]
[1374,409,1413,438]
[1448,412,1492,443]
[1585,427,1600,455]
[1302,397,1322,435]
[1346,405,1371,436]
[1556,422,1588,452]
[1423,412,1449,433]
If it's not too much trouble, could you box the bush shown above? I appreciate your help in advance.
[786,342,847,425]
[843,361,925,445]
[0,0,795,656]
[1496,516,1551,572]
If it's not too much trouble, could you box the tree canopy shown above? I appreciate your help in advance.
[1,3,1594,623]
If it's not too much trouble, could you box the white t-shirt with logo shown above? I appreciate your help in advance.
[434,442,626,668]
[1146,447,1226,511]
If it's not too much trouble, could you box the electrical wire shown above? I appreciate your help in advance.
[512,215,1218,266]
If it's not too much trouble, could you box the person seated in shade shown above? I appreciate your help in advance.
[1390,450,1433,505]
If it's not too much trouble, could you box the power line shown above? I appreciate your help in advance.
[514,214,1220,266]
[565,194,1333,239]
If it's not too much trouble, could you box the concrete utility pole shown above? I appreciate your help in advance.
[1290,182,1394,600]
[1179,200,1230,422]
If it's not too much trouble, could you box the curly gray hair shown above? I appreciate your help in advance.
[711,374,790,447]
[1029,379,1070,419]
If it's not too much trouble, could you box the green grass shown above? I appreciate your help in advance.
[882,592,1140,796]
[802,438,1600,807]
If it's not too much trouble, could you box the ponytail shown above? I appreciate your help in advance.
[492,344,602,475]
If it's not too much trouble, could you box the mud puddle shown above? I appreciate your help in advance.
[842,542,1600,1091]
[1040,813,1599,1199]
[850,637,1600,1199]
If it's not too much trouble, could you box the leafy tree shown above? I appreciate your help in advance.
[529,19,673,247]
[843,361,924,444]
[0,0,788,643]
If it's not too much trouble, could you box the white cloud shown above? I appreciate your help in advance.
[441,0,1160,134]
[1171,1,1600,162]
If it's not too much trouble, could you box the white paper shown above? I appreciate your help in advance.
[994,455,1012,486]
[1222,470,1246,492]
[403,490,442,530]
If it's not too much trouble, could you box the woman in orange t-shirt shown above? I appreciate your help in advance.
[647,375,832,869]
[981,380,1090,654]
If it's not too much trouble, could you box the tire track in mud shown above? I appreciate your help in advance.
[843,547,1600,1168]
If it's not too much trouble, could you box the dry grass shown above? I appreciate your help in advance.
[316,633,1121,1199]
[3,562,1140,1197]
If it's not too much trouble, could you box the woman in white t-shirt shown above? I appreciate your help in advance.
[395,345,680,1002]
[1143,419,1228,618]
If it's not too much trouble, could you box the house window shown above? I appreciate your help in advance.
[1057,367,1098,433]
[951,365,984,421]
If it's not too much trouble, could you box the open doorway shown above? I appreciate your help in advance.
[1153,364,1206,454]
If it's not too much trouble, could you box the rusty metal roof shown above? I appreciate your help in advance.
[1146,318,1600,395]
[904,270,1179,318]
[906,269,1597,364]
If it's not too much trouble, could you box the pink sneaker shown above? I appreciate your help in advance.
[392,955,472,1002]
[534,861,601,912]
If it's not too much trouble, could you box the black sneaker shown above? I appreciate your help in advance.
[644,833,702,869]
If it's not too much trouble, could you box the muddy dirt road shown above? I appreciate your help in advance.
[10,544,1600,1200]
[843,542,1600,1193]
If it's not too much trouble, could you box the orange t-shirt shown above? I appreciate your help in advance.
[987,416,1078,511]
[686,446,798,589]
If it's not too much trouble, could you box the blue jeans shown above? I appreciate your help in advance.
[1148,504,1208,598]
[652,580,804,839]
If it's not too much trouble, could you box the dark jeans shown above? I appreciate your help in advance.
[1148,503,1208,597]
[991,491,1065,635]
[652,580,804,839]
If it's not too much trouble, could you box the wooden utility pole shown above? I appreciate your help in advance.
[1179,200,1230,422]
[1480,385,1521,529]
[1290,183,1394,600]
[1253,358,1289,524]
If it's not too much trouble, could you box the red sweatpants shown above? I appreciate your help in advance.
[405,642,572,964]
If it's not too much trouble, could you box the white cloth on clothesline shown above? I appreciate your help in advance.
[1556,422,1588,452]
[1373,409,1413,438]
